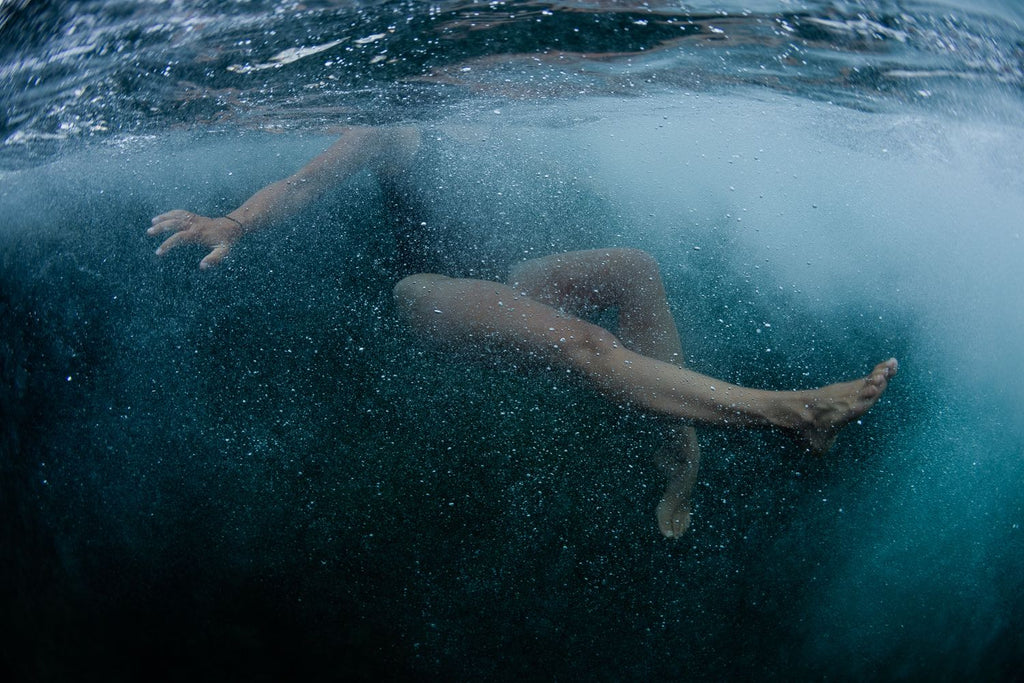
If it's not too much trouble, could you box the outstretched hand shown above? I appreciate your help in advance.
[147,210,244,269]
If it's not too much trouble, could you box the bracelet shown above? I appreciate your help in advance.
[223,216,243,229]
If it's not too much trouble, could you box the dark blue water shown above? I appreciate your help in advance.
[2,1,1022,680]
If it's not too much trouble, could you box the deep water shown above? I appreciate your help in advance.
[3,2,1024,681]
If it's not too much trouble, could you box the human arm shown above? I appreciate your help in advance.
[147,125,421,269]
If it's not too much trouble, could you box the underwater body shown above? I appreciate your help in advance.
[1,0,1022,679]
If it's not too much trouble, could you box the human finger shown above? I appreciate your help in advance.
[151,209,195,223]
[147,218,187,236]
[148,210,197,235]
[148,211,193,235]
[155,229,194,256]
[199,244,230,270]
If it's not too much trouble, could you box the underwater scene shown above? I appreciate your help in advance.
[2,1,1022,680]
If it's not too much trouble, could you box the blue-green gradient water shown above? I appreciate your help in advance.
[2,1,1022,680]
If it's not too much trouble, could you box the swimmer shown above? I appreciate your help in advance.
[147,126,897,538]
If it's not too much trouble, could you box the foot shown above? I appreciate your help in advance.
[656,488,693,538]
[654,426,701,538]
[796,358,898,455]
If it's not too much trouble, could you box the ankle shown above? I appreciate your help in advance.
[771,392,817,432]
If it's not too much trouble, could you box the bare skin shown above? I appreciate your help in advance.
[395,262,897,535]
[652,427,701,537]
[147,126,419,268]
[506,248,703,537]
[393,271,897,440]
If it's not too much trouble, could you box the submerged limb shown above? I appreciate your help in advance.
[508,248,701,537]
[507,247,684,362]
[393,272,898,452]
[653,424,701,538]
[148,211,242,269]
[148,126,421,269]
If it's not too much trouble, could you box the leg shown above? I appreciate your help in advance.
[507,248,683,361]
[394,272,897,450]
[508,248,700,536]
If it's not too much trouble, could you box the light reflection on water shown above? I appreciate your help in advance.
[2,0,1022,167]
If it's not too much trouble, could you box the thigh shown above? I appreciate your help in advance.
[506,248,660,314]
[394,272,618,367]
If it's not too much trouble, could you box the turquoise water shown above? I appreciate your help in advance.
[2,1,1022,680]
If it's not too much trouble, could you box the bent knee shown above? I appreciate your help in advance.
[393,273,451,318]
[610,247,659,275]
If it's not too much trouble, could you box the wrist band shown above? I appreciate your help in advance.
[223,216,243,229]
